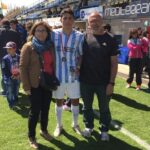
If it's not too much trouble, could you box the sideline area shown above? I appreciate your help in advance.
[118,64,149,86]
[93,110,150,150]
[0,66,150,150]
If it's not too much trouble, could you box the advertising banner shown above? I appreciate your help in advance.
[80,6,103,20]
[104,0,150,19]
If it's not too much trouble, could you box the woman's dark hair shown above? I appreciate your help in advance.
[129,29,139,39]
[143,31,149,37]
[28,21,51,42]
[60,8,74,18]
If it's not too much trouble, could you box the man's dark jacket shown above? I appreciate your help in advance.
[0,25,21,60]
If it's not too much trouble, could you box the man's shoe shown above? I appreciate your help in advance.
[40,130,53,141]
[29,137,38,149]
[82,128,93,137]
[100,132,109,141]
[72,125,82,135]
[54,126,63,137]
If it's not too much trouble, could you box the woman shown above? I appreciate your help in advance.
[20,21,54,149]
[142,31,150,89]
[126,29,144,90]
[25,21,34,37]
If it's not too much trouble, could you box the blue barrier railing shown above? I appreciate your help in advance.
[118,46,129,64]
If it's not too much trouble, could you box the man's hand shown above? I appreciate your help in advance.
[106,84,114,96]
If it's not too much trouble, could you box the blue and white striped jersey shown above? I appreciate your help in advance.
[52,29,84,83]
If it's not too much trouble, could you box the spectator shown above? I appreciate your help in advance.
[142,31,150,89]
[137,27,143,39]
[2,41,20,109]
[126,29,144,90]
[103,23,114,37]
[141,31,149,74]
[25,21,33,36]
[47,8,52,18]
[147,42,150,89]
[78,0,88,8]
[103,24,111,32]
[0,19,21,95]
[10,19,27,47]
[75,27,80,31]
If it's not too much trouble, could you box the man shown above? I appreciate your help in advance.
[52,8,84,137]
[80,12,118,141]
[103,23,114,37]
[25,21,33,36]
[78,0,88,8]
[0,20,21,58]
[0,19,21,95]
[147,47,150,89]
[10,19,27,48]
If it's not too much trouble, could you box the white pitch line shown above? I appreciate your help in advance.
[120,128,150,150]
[93,110,150,150]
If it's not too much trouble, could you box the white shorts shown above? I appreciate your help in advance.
[52,82,80,99]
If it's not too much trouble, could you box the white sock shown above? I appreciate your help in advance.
[71,105,79,127]
[55,104,63,127]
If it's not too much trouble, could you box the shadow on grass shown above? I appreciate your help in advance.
[141,88,150,94]
[112,93,150,111]
[13,96,84,118]
[13,92,30,118]
[92,131,141,150]
[50,130,141,150]
[93,109,123,131]
[79,103,83,114]
[50,130,73,149]
[38,143,55,150]
[109,120,123,131]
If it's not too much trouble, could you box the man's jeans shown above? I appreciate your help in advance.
[80,82,111,132]
[5,79,20,107]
